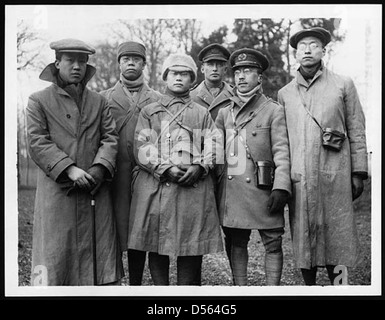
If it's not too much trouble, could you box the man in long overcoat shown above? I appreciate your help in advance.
[100,41,161,285]
[277,27,368,285]
[26,39,123,285]
[190,43,234,121]
[127,53,223,285]
[215,48,291,285]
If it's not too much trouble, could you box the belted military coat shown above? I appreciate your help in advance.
[127,93,224,257]
[215,92,292,230]
[100,81,161,251]
[26,63,123,285]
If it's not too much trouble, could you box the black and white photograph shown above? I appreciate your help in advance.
[4,4,382,301]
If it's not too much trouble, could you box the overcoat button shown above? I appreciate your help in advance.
[252,131,256,136]
[66,114,71,118]
[166,133,171,138]
[230,152,234,157]
[228,175,233,180]
[247,154,251,159]
[166,182,170,187]
[246,177,251,183]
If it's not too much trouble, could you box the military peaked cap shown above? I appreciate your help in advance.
[198,43,230,62]
[230,48,269,72]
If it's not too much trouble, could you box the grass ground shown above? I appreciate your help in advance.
[18,178,371,287]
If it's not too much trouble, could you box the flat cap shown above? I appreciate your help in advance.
[198,43,230,62]
[290,27,331,49]
[117,41,146,62]
[50,38,95,55]
[230,48,269,72]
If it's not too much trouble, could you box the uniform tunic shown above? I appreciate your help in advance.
[277,65,368,268]
[215,92,291,229]
[100,81,161,251]
[26,63,123,285]
[127,93,224,257]
[190,81,234,120]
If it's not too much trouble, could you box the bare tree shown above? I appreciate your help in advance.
[17,20,44,186]
[17,20,44,71]
[166,19,203,54]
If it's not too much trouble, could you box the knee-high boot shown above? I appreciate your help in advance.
[264,252,283,286]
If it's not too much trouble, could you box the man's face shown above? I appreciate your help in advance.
[295,36,325,67]
[201,60,227,84]
[119,55,146,80]
[234,67,261,93]
[166,69,192,94]
[55,52,88,84]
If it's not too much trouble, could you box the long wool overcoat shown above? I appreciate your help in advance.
[100,81,161,251]
[26,63,123,285]
[215,92,292,230]
[190,81,234,120]
[277,65,368,269]
[127,93,224,257]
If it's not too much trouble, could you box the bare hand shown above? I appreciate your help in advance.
[66,165,95,191]
[178,165,204,187]
[164,166,186,183]
[352,175,364,201]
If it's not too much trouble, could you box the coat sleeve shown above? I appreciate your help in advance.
[26,93,75,182]
[270,104,292,195]
[198,110,224,175]
[343,77,368,178]
[92,97,119,178]
[133,108,172,181]
[213,108,226,179]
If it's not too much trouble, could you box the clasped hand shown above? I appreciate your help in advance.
[66,164,106,195]
[164,164,204,187]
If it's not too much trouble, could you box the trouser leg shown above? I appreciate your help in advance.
[148,252,169,285]
[222,226,235,284]
[223,227,251,286]
[301,267,317,285]
[127,249,146,285]
[259,228,284,286]
[177,255,203,285]
[231,245,249,286]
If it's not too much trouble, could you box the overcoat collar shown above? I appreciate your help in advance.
[160,92,192,108]
[39,62,96,87]
[296,60,325,88]
[112,81,152,110]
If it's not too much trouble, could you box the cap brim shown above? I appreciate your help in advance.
[56,49,94,54]
[168,66,193,72]
[202,56,228,62]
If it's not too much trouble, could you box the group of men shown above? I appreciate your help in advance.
[26,26,368,286]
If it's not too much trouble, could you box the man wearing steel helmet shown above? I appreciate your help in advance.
[26,39,123,285]
[278,27,368,285]
[100,41,161,286]
[215,48,291,286]
[127,53,223,285]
